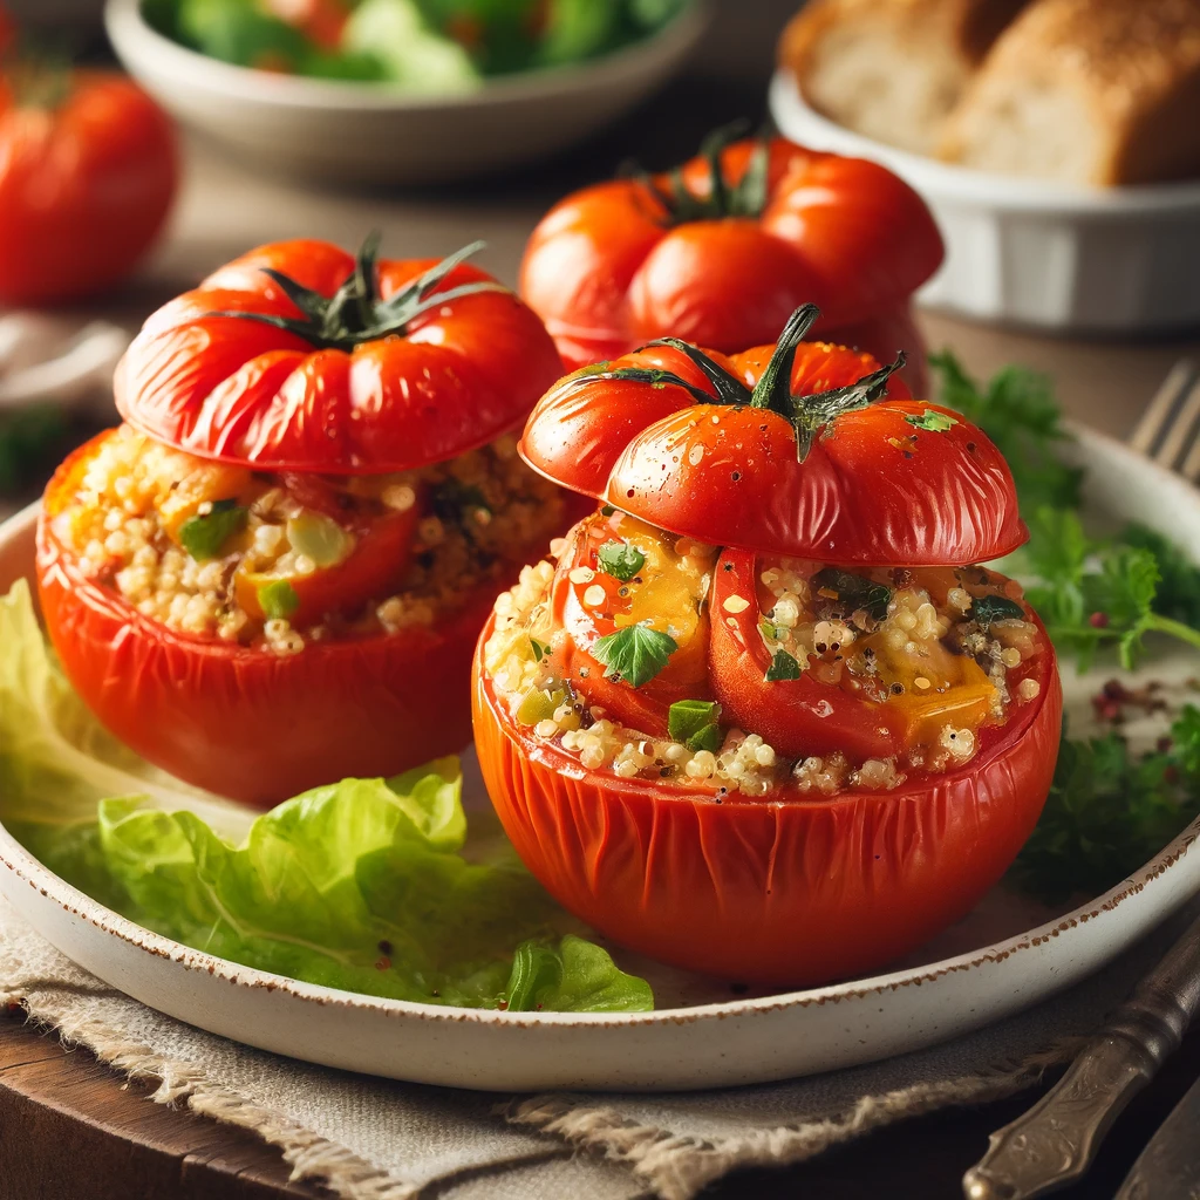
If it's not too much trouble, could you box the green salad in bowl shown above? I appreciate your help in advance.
[142,0,694,90]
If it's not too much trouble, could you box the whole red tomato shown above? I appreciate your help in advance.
[39,238,570,805]
[519,126,943,385]
[474,308,1059,985]
[0,68,177,305]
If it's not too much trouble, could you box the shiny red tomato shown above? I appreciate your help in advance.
[39,435,571,806]
[521,305,1024,565]
[474,612,1061,986]
[115,237,565,473]
[473,309,1058,985]
[520,128,943,371]
[38,239,573,805]
[0,69,177,305]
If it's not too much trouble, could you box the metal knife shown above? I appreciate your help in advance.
[963,909,1200,1200]
[1114,1072,1200,1199]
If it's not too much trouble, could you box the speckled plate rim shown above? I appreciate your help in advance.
[2,424,1199,1091]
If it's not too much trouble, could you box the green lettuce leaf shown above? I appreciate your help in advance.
[0,582,651,1012]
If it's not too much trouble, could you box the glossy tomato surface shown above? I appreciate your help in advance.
[520,134,943,368]
[37,439,573,806]
[0,70,177,305]
[474,611,1062,985]
[114,239,564,475]
[520,335,1025,566]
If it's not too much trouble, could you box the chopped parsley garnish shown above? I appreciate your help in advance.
[969,594,1025,627]
[257,579,300,620]
[764,649,802,682]
[933,353,1200,900]
[810,567,891,621]
[1010,706,1200,904]
[597,540,645,582]
[904,408,957,433]
[591,623,676,688]
[668,699,723,753]
[179,499,247,562]
[530,638,549,662]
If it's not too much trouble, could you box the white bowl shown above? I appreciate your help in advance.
[769,70,1200,333]
[106,0,711,186]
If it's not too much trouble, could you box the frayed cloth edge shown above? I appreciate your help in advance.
[504,1039,1086,1200]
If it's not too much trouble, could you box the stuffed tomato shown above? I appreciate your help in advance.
[519,125,943,394]
[472,307,1061,986]
[38,237,576,806]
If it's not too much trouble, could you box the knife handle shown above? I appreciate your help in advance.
[963,912,1200,1200]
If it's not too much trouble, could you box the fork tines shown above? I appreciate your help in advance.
[1130,360,1200,480]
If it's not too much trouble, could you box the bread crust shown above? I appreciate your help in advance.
[779,0,1028,77]
[938,0,1200,184]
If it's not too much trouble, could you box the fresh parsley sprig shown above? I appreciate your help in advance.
[591,623,676,688]
[1011,706,1200,904]
[935,354,1200,901]
[934,353,1200,671]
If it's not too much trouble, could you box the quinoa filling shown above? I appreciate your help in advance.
[484,511,1046,797]
[55,425,568,655]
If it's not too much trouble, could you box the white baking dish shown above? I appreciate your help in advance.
[769,69,1200,333]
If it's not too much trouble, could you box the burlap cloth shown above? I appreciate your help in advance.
[2,896,1193,1200]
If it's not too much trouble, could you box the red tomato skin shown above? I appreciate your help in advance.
[522,336,1023,566]
[823,304,930,399]
[36,443,583,807]
[520,137,943,365]
[0,71,177,305]
[603,399,1025,566]
[473,612,1062,985]
[115,242,566,475]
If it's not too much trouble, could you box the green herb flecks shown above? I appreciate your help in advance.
[530,638,549,663]
[258,579,300,621]
[1011,708,1200,904]
[591,623,676,688]
[667,699,723,753]
[765,649,802,682]
[179,499,247,562]
[904,408,958,433]
[597,541,645,582]
[811,567,892,621]
[968,594,1026,627]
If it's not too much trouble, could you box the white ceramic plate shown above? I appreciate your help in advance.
[768,70,1200,333]
[2,426,1199,1093]
[106,0,711,185]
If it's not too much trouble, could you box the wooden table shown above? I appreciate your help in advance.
[4,73,1200,1200]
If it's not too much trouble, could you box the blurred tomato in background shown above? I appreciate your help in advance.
[0,3,177,306]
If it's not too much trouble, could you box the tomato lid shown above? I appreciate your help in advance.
[519,306,1027,567]
[114,237,564,474]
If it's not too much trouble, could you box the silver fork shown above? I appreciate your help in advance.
[1129,360,1200,478]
